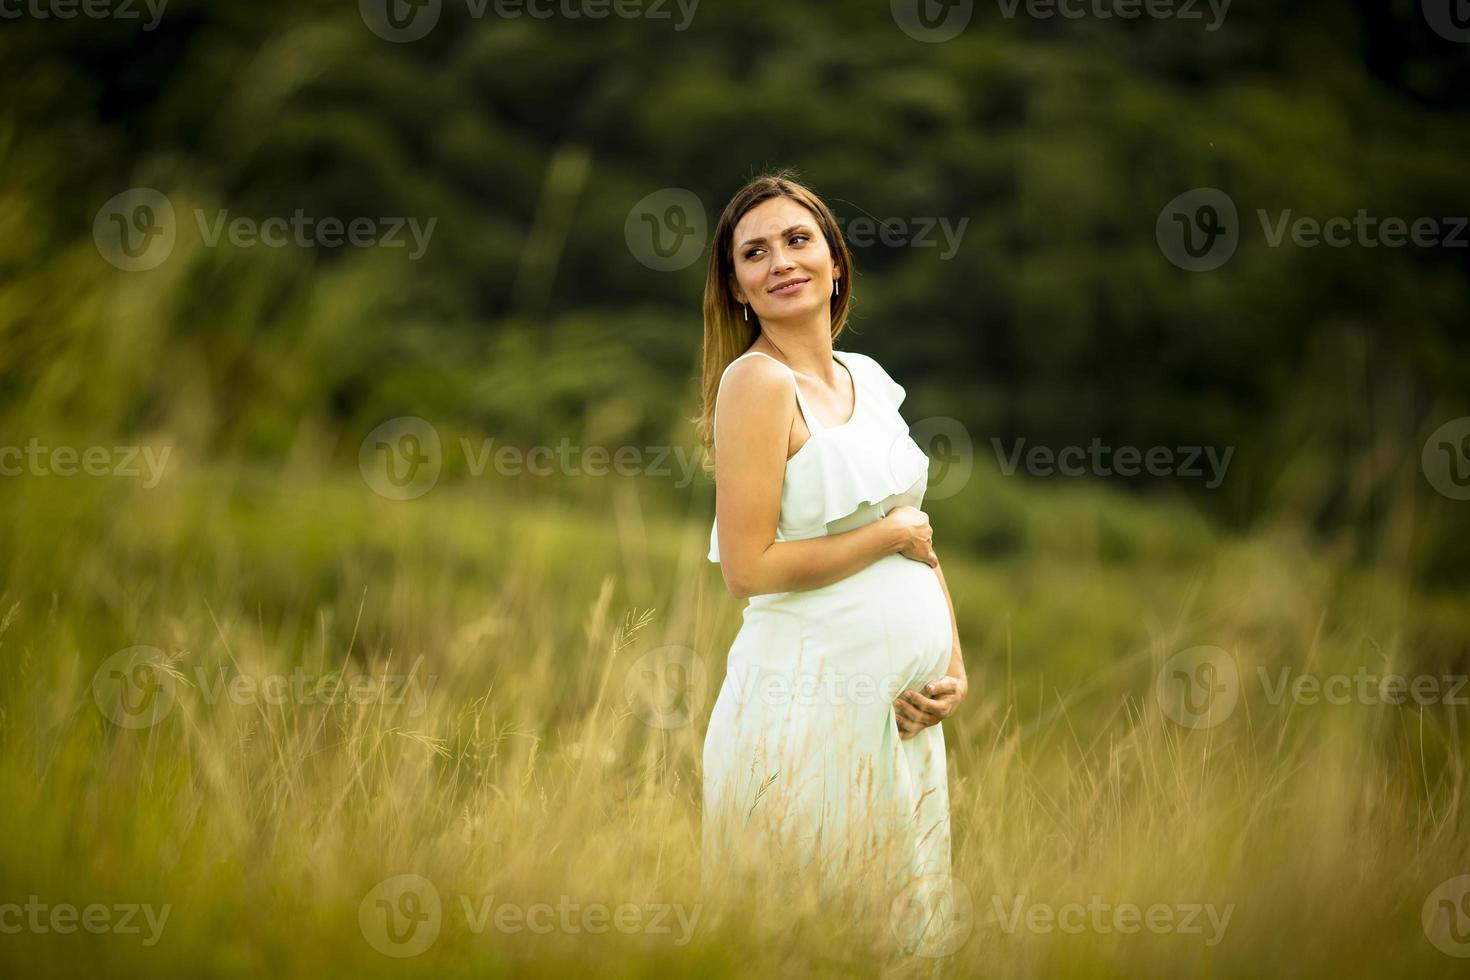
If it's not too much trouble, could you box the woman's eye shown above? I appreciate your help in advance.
[742,234,806,259]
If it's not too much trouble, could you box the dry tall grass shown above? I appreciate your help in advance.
[0,461,1465,977]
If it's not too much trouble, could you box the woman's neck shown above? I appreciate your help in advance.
[753,319,837,381]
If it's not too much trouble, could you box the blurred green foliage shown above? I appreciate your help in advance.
[1,0,1467,585]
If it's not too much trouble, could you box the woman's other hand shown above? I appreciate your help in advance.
[893,673,967,739]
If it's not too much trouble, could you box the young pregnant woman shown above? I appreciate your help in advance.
[696,172,968,908]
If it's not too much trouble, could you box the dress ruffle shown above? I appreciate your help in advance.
[707,352,927,564]
[864,352,907,413]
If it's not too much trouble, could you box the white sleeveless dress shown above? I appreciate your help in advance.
[701,348,953,903]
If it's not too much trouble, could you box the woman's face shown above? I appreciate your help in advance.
[728,197,839,324]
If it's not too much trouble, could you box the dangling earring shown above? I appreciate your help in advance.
[743,303,749,321]
[833,278,840,296]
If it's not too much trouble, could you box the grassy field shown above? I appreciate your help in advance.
[0,453,1466,977]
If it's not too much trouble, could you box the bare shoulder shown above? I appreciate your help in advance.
[714,355,794,442]
[719,353,793,403]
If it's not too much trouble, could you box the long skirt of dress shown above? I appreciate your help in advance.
[701,551,956,937]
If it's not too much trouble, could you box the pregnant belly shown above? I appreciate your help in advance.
[741,553,953,700]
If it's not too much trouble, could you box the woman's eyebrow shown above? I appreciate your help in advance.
[738,224,812,248]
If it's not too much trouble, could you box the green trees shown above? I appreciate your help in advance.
[1,0,1466,580]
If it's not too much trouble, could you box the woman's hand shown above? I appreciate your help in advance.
[893,673,967,739]
[885,505,936,567]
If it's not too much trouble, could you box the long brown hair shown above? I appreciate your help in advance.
[694,169,856,472]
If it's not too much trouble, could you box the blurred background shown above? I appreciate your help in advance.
[2,1,1469,976]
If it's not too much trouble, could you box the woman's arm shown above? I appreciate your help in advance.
[933,560,967,690]
[726,520,906,598]
[712,356,928,598]
[929,564,964,693]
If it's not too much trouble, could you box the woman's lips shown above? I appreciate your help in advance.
[769,278,809,296]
